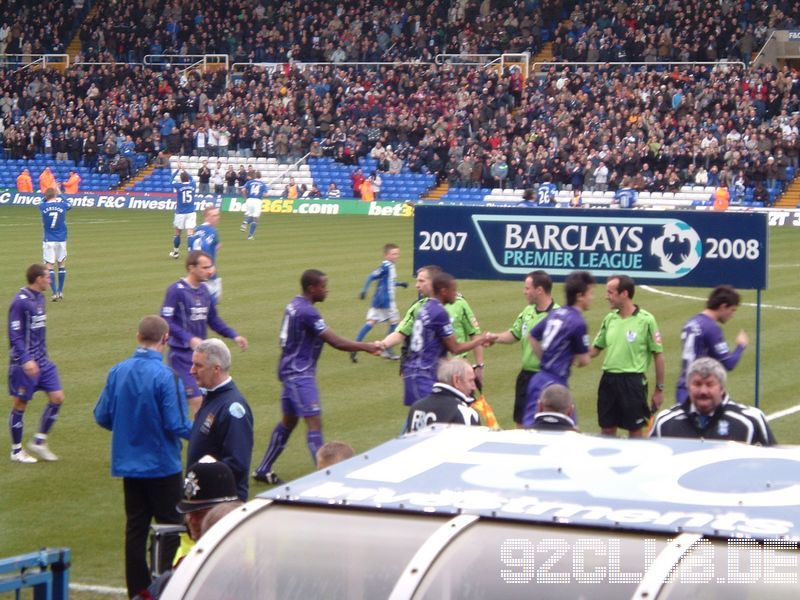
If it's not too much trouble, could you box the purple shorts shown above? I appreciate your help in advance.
[523,371,565,428]
[281,377,321,417]
[8,360,62,401]
[402,373,435,407]
[168,348,201,398]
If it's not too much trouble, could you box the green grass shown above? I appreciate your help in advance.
[0,206,799,594]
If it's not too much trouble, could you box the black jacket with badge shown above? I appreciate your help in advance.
[405,383,480,432]
[650,395,776,446]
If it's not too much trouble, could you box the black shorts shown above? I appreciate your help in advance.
[597,372,650,431]
[514,369,536,424]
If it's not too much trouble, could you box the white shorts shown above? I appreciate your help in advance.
[173,212,197,230]
[42,241,67,264]
[366,307,399,324]
[244,198,263,218]
[203,277,223,302]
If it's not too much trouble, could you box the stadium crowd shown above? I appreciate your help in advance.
[551,0,800,66]
[0,0,799,197]
[0,0,91,58]
[76,0,556,65]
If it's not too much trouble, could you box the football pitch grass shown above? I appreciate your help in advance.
[0,206,798,595]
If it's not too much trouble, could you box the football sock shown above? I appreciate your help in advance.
[173,235,180,250]
[248,221,257,237]
[9,409,24,448]
[356,323,372,342]
[256,422,291,474]
[387,323,397,334]
[307,430,324,466]
[38,402,61,437]
[48,269,56,294]
[58,268,66,293]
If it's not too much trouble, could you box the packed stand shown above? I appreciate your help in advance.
[0,63,228,185]
[111,58,800,203]
[502,62,799,203]
[214,61,798,204]
[0,0,94,59]
[77,0,560,65]
[551,0,800,66]
[3,0,799,203]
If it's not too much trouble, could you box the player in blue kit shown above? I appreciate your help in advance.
[524,270,595,427]
[536,177,557,205]
[39,187,71,301]
[161,251,248,416]
[252,269,381,485]
[675,285,748,403]
[8,264,66,463]
[188,207,223,303]
[381,272,495,407]
[241,172,267,240]
[170,167,197,259]
[352,243,408,362]
[615,187,637,208]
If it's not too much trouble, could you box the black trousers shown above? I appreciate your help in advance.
[123,473,183,598]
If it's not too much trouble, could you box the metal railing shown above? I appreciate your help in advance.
[143,54,230,84]
[0,53,70,72]
[531,60,746,73]
[264,151,313,193]
[231,60,434,78]
[72,61,144,67]
[435,52,530,76]
[0,548,71,599]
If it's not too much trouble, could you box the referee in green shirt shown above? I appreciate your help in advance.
[590,274,665,437]
[494,271,558,427]
[445,292,484,382]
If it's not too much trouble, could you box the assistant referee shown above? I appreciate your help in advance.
[590,275,665,437]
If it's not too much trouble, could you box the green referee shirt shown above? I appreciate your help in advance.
[398,297,428,336]
[593,306,663,374]
[445,294,481,358]
[509,300,558,372]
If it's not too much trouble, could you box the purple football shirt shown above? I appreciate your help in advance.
[8,287,49,365]
[676,313,744,398]
[530,305,589,381]
[278,295,328,380]
[161,279,238,350]
[401,298,454,380]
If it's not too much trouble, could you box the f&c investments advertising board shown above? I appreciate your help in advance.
[414,206,768,289]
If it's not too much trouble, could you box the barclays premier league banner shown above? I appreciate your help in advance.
[414,206,768,289]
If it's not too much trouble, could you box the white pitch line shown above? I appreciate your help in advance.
[72,219,131,225]
[766,404,800,422]
[70,583,126,595]
[640,285,800,311]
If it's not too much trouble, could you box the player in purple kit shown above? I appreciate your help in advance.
[161,251,248,416]
[253,269,381,484]
[675,285,748,403]
[524,271,595,427]
[39,187,71,301]
[381,272,495,406]
[7,264,65,463]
